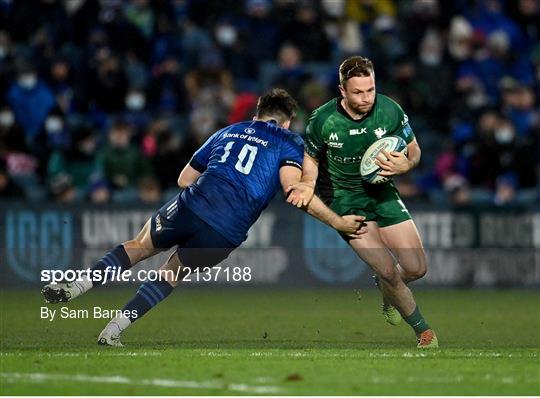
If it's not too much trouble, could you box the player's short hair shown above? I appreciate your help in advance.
[339,56,374,85]
[256,88,298,124]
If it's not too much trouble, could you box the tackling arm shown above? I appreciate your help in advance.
[279,166,364,237]
[299,152,319,186]
[285,152,319,207]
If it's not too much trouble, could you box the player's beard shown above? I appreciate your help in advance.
[345,99,373,119]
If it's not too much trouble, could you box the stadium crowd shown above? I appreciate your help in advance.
[0,0,538,206]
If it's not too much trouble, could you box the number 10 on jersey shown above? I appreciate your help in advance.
[219,141,259,175]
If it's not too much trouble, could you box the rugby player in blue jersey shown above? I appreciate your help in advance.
[42,89,366,346]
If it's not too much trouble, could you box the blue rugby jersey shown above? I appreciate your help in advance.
[180,120,304,246]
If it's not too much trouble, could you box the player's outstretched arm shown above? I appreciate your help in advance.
[280,165,366,238]
[305,195,366,238]
[286,152,319,207]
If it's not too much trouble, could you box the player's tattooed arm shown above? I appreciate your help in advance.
[286,152,318,207]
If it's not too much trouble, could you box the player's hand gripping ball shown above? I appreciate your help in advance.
[360,136,408,184]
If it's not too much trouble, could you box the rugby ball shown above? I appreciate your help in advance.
[360,136,408,184]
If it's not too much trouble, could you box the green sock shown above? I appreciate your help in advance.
[404,306,430,334]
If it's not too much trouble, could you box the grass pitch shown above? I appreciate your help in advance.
[1,288,539,395]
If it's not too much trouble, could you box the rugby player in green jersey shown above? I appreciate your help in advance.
[287,56,438,348]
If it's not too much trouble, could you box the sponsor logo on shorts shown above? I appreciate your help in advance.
[155,214,162,232]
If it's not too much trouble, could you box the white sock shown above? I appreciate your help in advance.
[72,276,93,296]
[107,315,132,334]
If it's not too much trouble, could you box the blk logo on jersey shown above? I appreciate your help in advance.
[350,128,367,135]
[329,132,339,141]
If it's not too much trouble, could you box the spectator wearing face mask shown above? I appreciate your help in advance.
[6,63,55,149]
[122,87,151,132]
[213,18,247,81]
[415,29,454,132]
[489,117,537,190]
[42,110,70,150]
[467,111,536,190]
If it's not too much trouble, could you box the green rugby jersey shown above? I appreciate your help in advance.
[305,94,415,203]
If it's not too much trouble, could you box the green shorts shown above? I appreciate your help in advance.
[326,183,411,229]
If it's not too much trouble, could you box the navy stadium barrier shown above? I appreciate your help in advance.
[1,200,539,287]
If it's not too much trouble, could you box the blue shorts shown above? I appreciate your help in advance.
[150,194,237,269]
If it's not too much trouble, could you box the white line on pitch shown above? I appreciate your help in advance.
[197,350,538,359]
[0,351,162,357]
[2,350,536,360]
[0,372,281,394]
